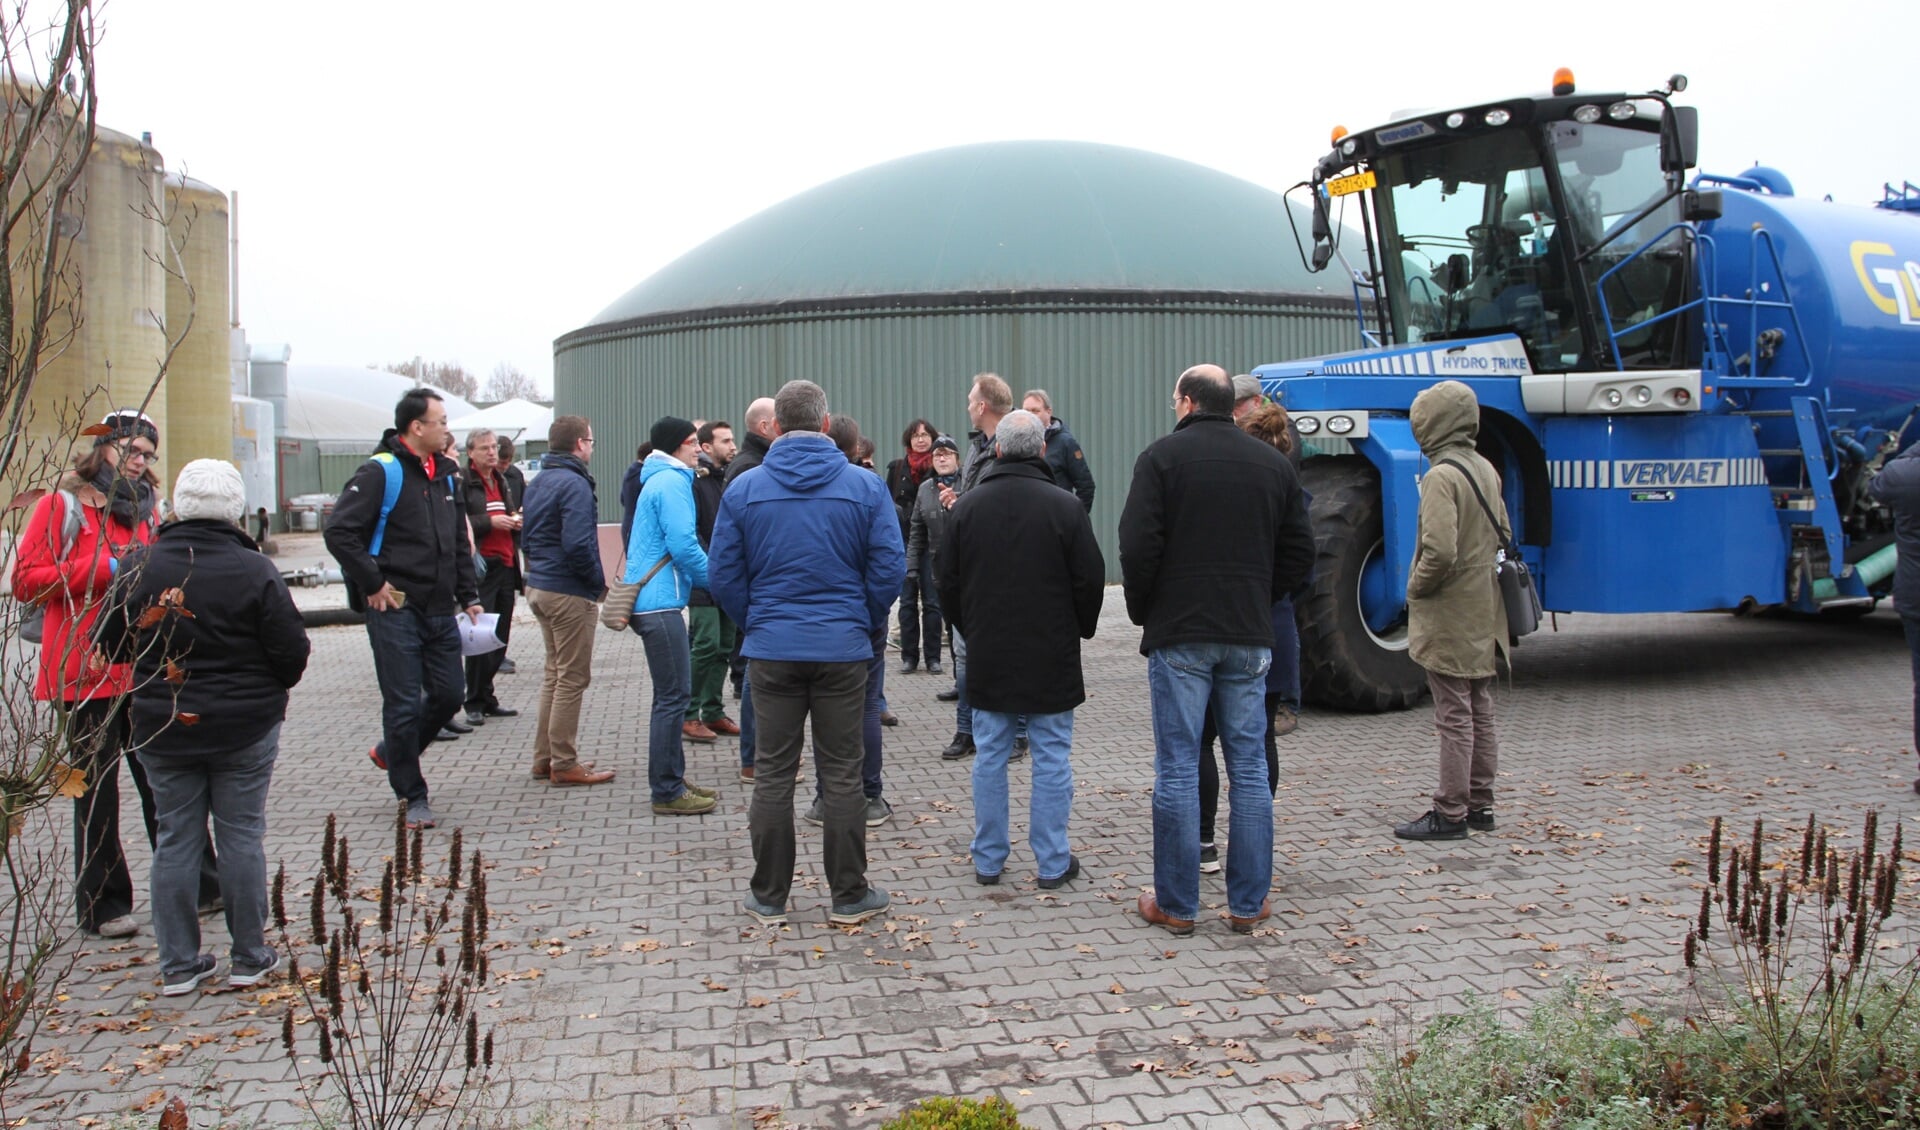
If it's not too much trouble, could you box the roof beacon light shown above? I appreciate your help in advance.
[1552,67,1576,96]
[1330,125,1349,145]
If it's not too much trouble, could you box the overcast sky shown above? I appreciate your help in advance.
[93,0,1917,397]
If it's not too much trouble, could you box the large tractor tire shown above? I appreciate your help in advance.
[1297,457,1428,712]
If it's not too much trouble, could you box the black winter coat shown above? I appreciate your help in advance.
[1870,440,1920,616]
[689,453,727,606]
[462,462,523,577]
[724,430,772,488]
[939,459,1105,714]
[324,431,479,615]
[1041,418,1096,512]
[1117,413,1313,655]
[95,520,310,757]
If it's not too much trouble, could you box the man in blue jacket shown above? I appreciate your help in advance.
[520,415,614,787]
[710,380,905,927]
[625,416,717,816]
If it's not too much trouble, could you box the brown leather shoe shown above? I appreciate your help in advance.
[532,760,595,780]
[1228,898,1272,934]
[550,765,615,787]
[706,717,741,736]
[682,720,718,743]
[1137,891,1196,937]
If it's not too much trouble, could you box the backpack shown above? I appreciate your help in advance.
[343,451,458,611]
[17,489,82,645]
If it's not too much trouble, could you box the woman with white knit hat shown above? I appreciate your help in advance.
[95,458,311,996]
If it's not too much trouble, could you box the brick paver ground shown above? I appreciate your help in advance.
[8,584,1918,1128]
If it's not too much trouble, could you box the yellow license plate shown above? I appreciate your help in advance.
[1327,170,1377,197]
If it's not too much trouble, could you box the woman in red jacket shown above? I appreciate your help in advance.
[12,411,212,937]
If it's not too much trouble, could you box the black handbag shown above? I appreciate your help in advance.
[1437,460,1542,641]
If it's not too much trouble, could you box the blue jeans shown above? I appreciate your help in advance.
[814,627,885,800]
[632,611,693,803]
[1905,616,1920,757]
[364,605,464,804]
[144,724,280,980]
[1149,643,1273,920]
[972,709,1075,881]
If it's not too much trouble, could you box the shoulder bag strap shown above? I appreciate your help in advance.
[1436,459,1515,552]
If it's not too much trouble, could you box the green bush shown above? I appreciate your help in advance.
[1364,811,1920,1129]
[880,1096,1027,1130]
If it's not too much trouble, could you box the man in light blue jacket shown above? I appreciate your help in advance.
[710,380,905,927]
[626,416,717,816]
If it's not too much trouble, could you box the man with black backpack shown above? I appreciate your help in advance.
[324,388,483,830]
[1394,379,1509,842]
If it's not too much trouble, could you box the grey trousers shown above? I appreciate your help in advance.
[1428,671,1497,822]
[748,659,869,909]
[144,724,281,980]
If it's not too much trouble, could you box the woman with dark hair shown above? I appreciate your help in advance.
[1196,400,1306,875]
[11,410,216,938]
[885,419,941,674]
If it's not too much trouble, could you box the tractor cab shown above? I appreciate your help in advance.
[1304,71,1700,375]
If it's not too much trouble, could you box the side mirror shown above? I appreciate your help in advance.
[1309,192,1334,271]
[1682,188,1722,222]
[1663,105,1698,173]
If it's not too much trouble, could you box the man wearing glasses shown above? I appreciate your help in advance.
[325,388,484,830]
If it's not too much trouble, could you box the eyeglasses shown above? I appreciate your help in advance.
[1170,393,1189,411]
[121,443,156,462]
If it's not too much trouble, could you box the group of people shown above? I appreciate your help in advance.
[14,361,1521,999]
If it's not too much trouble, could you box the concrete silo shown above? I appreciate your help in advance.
[163,173,232,474]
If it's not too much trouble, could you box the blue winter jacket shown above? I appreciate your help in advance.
[709,432,906,663]
[520,452,604,601]
[625,452,708,613]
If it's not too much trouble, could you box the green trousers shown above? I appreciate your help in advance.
[687,604,739,722]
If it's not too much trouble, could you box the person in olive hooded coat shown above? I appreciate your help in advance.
[1396,379,1510,842]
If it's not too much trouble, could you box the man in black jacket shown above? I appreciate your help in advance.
[494,434,527,677]
[1869,441,1920,795]
[686,420,741,741]
[1021,389,1096,513]
[96,458,310,994]
[462,427,523,726]
[324,388,483,830]
[1119,364,1314,937]
[725,397,776,487]
[941,411,1104,889]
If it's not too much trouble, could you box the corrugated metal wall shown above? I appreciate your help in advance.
[556,299,1360,581]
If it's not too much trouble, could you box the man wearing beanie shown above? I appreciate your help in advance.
[96,459,310,994]
[624,415,717,815]
[520,414,613,787]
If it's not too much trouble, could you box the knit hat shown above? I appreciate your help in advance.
[90,408,160,447]
[649,416,697,454]
[931,434,960,453]
[1231,374,1263,403]
[171,458,245,524]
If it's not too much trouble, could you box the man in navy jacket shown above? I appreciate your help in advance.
[710,380,905,928]
[519,415,613,787]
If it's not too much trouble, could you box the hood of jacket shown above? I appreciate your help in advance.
[1411,380,1479,458]
[762,432,848,489]
[540,450,595,485]
[640,449,693,487]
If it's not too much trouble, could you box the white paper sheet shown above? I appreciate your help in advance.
[458,612,505,657]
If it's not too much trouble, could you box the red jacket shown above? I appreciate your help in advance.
[11,477,156,702]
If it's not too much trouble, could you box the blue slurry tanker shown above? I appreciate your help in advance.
[1257,70,1920,710]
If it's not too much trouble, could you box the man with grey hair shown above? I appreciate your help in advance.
[1021,389,1095,512]
[710,380,905,927]
[941,409,1104,888]
[1232,374,1265,420]
[461,426,523,727]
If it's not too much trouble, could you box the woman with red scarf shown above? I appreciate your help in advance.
[885,419,942,674]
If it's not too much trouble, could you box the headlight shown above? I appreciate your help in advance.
[1484,108,1511,127]
[1341,138,1358,157]
[1326,414,1356,435]
[1631,385,1653,406]
[1445,112,1465,129]
[1295,416,1321,436]
[1573,104,1602,124]
[1607,101,1636,121]
[1603,388,1624,408]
